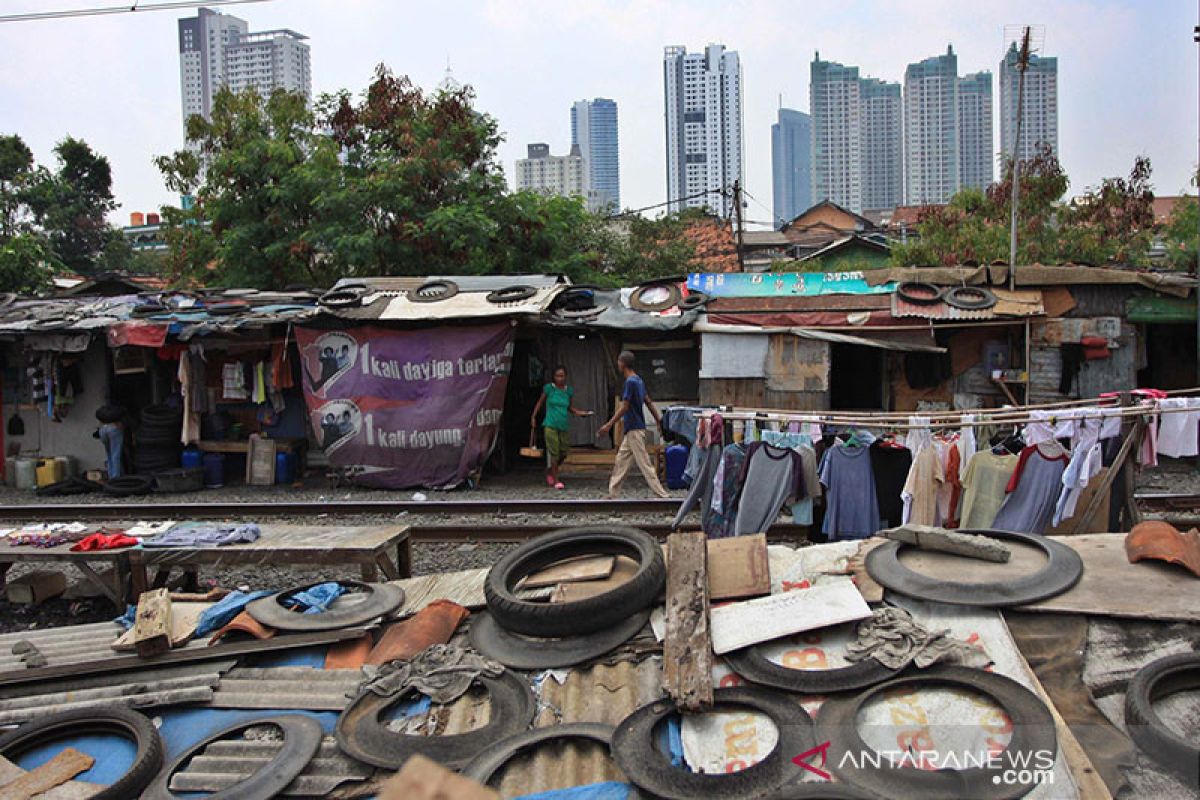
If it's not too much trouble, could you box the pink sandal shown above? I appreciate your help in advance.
[554,482,565,490]
[546,473,556,487]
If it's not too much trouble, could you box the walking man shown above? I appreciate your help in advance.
[598,351,669,498]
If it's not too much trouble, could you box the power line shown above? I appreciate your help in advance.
[741,188,781,227]
[0,0,270,23]
[606,186,731,219]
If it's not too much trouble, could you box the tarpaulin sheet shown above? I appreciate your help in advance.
[688,271,897,298]
[296,323,513,489]
[106,320,169,348]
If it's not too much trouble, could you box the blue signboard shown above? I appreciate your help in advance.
[687,271,896,298]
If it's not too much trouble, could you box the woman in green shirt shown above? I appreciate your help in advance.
[530,365,593,489]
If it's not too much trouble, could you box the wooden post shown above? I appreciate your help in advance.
[664,531,713,711]
[133,587,173,658]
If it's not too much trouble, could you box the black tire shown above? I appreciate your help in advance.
[629,282,681,312]
[318,287,367,308]
[484,526,665,638]
[724,643,902,694]
[141,405,183,426]
[407,279,459,303]
[207,301,249,315]
[551,305,607,320]
[142,715,321,800]
[468,609,650,669]
[101,474,155,496]
[36,476,99,498]
[945,286,998,310]
[895,281,944,305]
[485,285,538,304]
[246,581,405,631]
[865,528,1083,606]
[0,707,163,800]
[1124,652,1200,783]
[679,291,710,310]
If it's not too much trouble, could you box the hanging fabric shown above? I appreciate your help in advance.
[870,441,912,529]
[819,441,881,540]
[761,430,820,526]
[959,450,1019,528]
[1053,417,1103,527]
[992,442,1070,534]
[901,416,942,526]
[1156,397,1200,458]
[671,414,724,531]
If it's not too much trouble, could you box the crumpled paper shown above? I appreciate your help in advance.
[360,643,503,704]
[844,606,991,670]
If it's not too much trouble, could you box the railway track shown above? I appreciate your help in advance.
[0,497,677,521]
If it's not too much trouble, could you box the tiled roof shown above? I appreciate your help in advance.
[683,217,740,273]
[1152,196,1193,226]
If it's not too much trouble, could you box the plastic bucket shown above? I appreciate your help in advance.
[181,448,203,470]
[202,453,225,488]
[275,451,294,484]
[54,455,76,478]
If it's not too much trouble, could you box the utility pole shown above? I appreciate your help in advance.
[1008,26,1031,292]
[733,180,745,271]
[1194,15,1199,392]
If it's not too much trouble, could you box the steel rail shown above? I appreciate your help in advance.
[0,497,678,521]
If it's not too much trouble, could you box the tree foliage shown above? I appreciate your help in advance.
[155,65,697,290]
[891,147,1157,268]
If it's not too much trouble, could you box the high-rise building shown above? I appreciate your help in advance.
[1000,44,1059,162]
[771,108,812,227]
[957,71,994,191]
[860,79,903,212]
[663,44,743,217]
[810,55,862,213]
[904,46,959,205]
[571,98,620,213]
[178,7,311,137]
[810,54,902,214]
[515,143,588,201]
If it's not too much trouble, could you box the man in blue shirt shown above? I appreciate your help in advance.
[598,351,669,498]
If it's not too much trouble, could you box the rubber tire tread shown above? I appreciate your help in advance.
[101,474,155,496]
[468,608,650,669]
[485,285,538,304]
[895,281,945,305]
[1124,652,1200,783]
[246,580,405,631]
[407,279,459,303]
[142,714,322,800]
[484,525,665,638]
[945,286,998,310]
[724,643,901,694]
[0,707,163,800]
[679,291,710,310]
[629,282,681,312]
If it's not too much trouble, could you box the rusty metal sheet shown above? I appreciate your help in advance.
[169,734,372,797]
[1126,521,1200,578]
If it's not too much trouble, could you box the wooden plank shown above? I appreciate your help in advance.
[113,601,211,652]
[245,434,277,486]
[0,747,93,800]
[663,531,713,711]
[549,557,639,603]
[517,555,616,590]
[0,756,102,800]
[709,578,871,655]
[133,588,173,657]
[378,753,498,800]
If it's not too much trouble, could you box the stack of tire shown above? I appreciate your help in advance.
[134,404,183,475]
[469,526,666,670]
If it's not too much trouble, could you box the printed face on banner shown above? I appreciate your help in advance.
[301,331,359,398]
[313,399,363,455]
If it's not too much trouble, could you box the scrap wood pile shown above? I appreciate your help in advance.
[2,522,1200,798]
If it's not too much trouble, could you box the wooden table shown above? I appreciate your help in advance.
[195,438,309,473]
[0,524,412,608]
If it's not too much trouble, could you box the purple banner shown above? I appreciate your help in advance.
[296,323,514,489]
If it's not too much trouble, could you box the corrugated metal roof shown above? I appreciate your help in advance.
[891,289,1044,320]
[170,734,372,797]
[209,667,363,710]
[0,660,233,725]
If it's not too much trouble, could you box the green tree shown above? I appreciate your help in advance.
[0,233,57,294]
[891,147,1155,268]
[23,137,118,274]
[0,134,35,239]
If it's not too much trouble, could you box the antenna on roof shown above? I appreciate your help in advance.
[1002,24,1046,291]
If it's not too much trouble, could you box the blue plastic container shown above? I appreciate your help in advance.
[275,451,294,484]
[665,444,689,490]
[181,448,203,470]
[202,453,225,488]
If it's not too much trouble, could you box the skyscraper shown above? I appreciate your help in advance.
[571,98,620,213]
[771,108,812,227]
[809,54,901,214]
[957,71,994,191]
[178,7,311,137]
[663,44,743,217]
[860,79,903,212]
[904,46,959,205]
[810,55,862,212]
[1000,44,1059,162]
[515,143,589,201]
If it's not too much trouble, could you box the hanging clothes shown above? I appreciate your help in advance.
[671,414,723,531]
[992,442,1070,534]
[708,442,747,538]
[761,430,820,526]
[819,444,881,540]
[733,443,807,536]
[870,442,912,528]
[1156,398,1200,458]
[902,444,944,526]
[935,442,962,527]
[957,414,978,481]
[270,341,295,390]
[222,361,248,400]
[1053,418,1103,527]
[959,450,1019,529]
[178,350,200,445]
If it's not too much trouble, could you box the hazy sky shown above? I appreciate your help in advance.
[1,0,1195,228]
